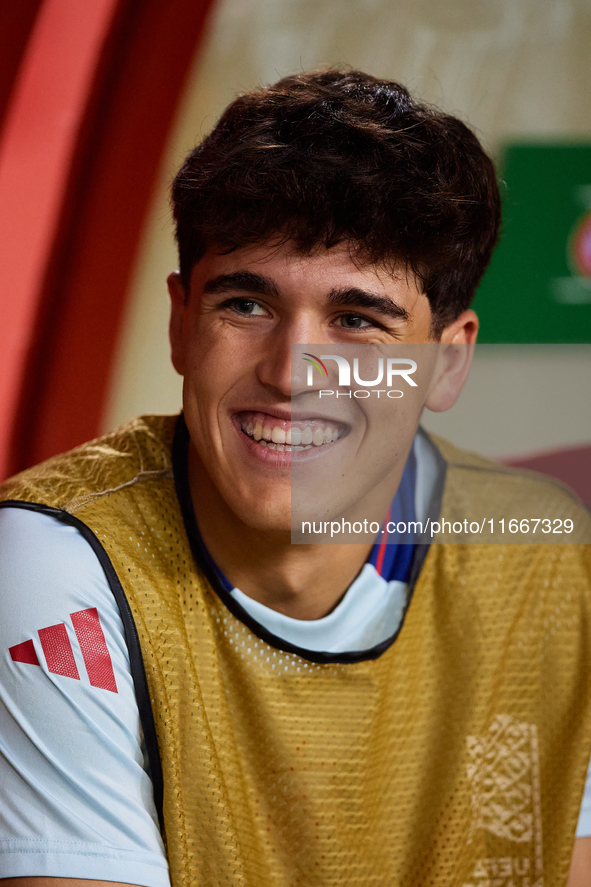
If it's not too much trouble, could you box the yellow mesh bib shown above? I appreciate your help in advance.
[2,415,591,887]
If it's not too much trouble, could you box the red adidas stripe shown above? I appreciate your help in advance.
[9,638,39,665]
[38,623,80,679]
[375,506,392,576]
[71,607,118,693]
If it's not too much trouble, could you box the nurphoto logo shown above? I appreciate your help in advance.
[302,353,418,398]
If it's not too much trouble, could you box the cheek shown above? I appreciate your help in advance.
[185,315,253,366]
[181,321,228,383]
[182,336,253,417]
[360,401,419,468]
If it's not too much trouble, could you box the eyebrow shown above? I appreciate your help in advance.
[202,273,411,323]
[327,287,410,323]
[202,271,280,299]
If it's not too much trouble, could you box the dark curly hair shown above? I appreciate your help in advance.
[171,69,501,334]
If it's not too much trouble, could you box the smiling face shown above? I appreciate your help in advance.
[169,240,476,536]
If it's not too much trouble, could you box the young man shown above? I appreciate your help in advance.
[1,70,590,887]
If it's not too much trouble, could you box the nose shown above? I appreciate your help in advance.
[255,316,326,398]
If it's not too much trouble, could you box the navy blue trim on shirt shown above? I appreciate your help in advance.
[367,445,416,583]
[192,518,233,593]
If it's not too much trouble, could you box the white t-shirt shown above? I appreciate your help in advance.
[1,438,590,885]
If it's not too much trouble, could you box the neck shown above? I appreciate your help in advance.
[187,445,375,620]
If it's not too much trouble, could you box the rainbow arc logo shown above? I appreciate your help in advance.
[302,353,328,376]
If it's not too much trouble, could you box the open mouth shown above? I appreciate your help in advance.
[237,411,347,453]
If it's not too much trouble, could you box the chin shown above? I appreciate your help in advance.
[227,495,293,536]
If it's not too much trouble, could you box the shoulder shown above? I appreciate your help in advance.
[0,415,178,513]
[0,506,169,884]
[0,506,130,669]
[426,431,591,546]
[431,430,586,499]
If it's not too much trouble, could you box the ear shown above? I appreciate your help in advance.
[424,310,478,412]
[168,271,188,376]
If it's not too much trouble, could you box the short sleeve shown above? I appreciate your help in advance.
[576,755,591,838]
[0,505,170,886]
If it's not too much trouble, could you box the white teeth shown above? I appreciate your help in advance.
[312,428,324,446]
[242,417,343,450]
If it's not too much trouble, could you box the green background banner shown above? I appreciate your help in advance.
[473,144,591,343]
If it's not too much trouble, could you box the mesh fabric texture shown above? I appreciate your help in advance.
[2,415,591,887]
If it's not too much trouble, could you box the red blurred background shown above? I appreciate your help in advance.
[0,0,214,479]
